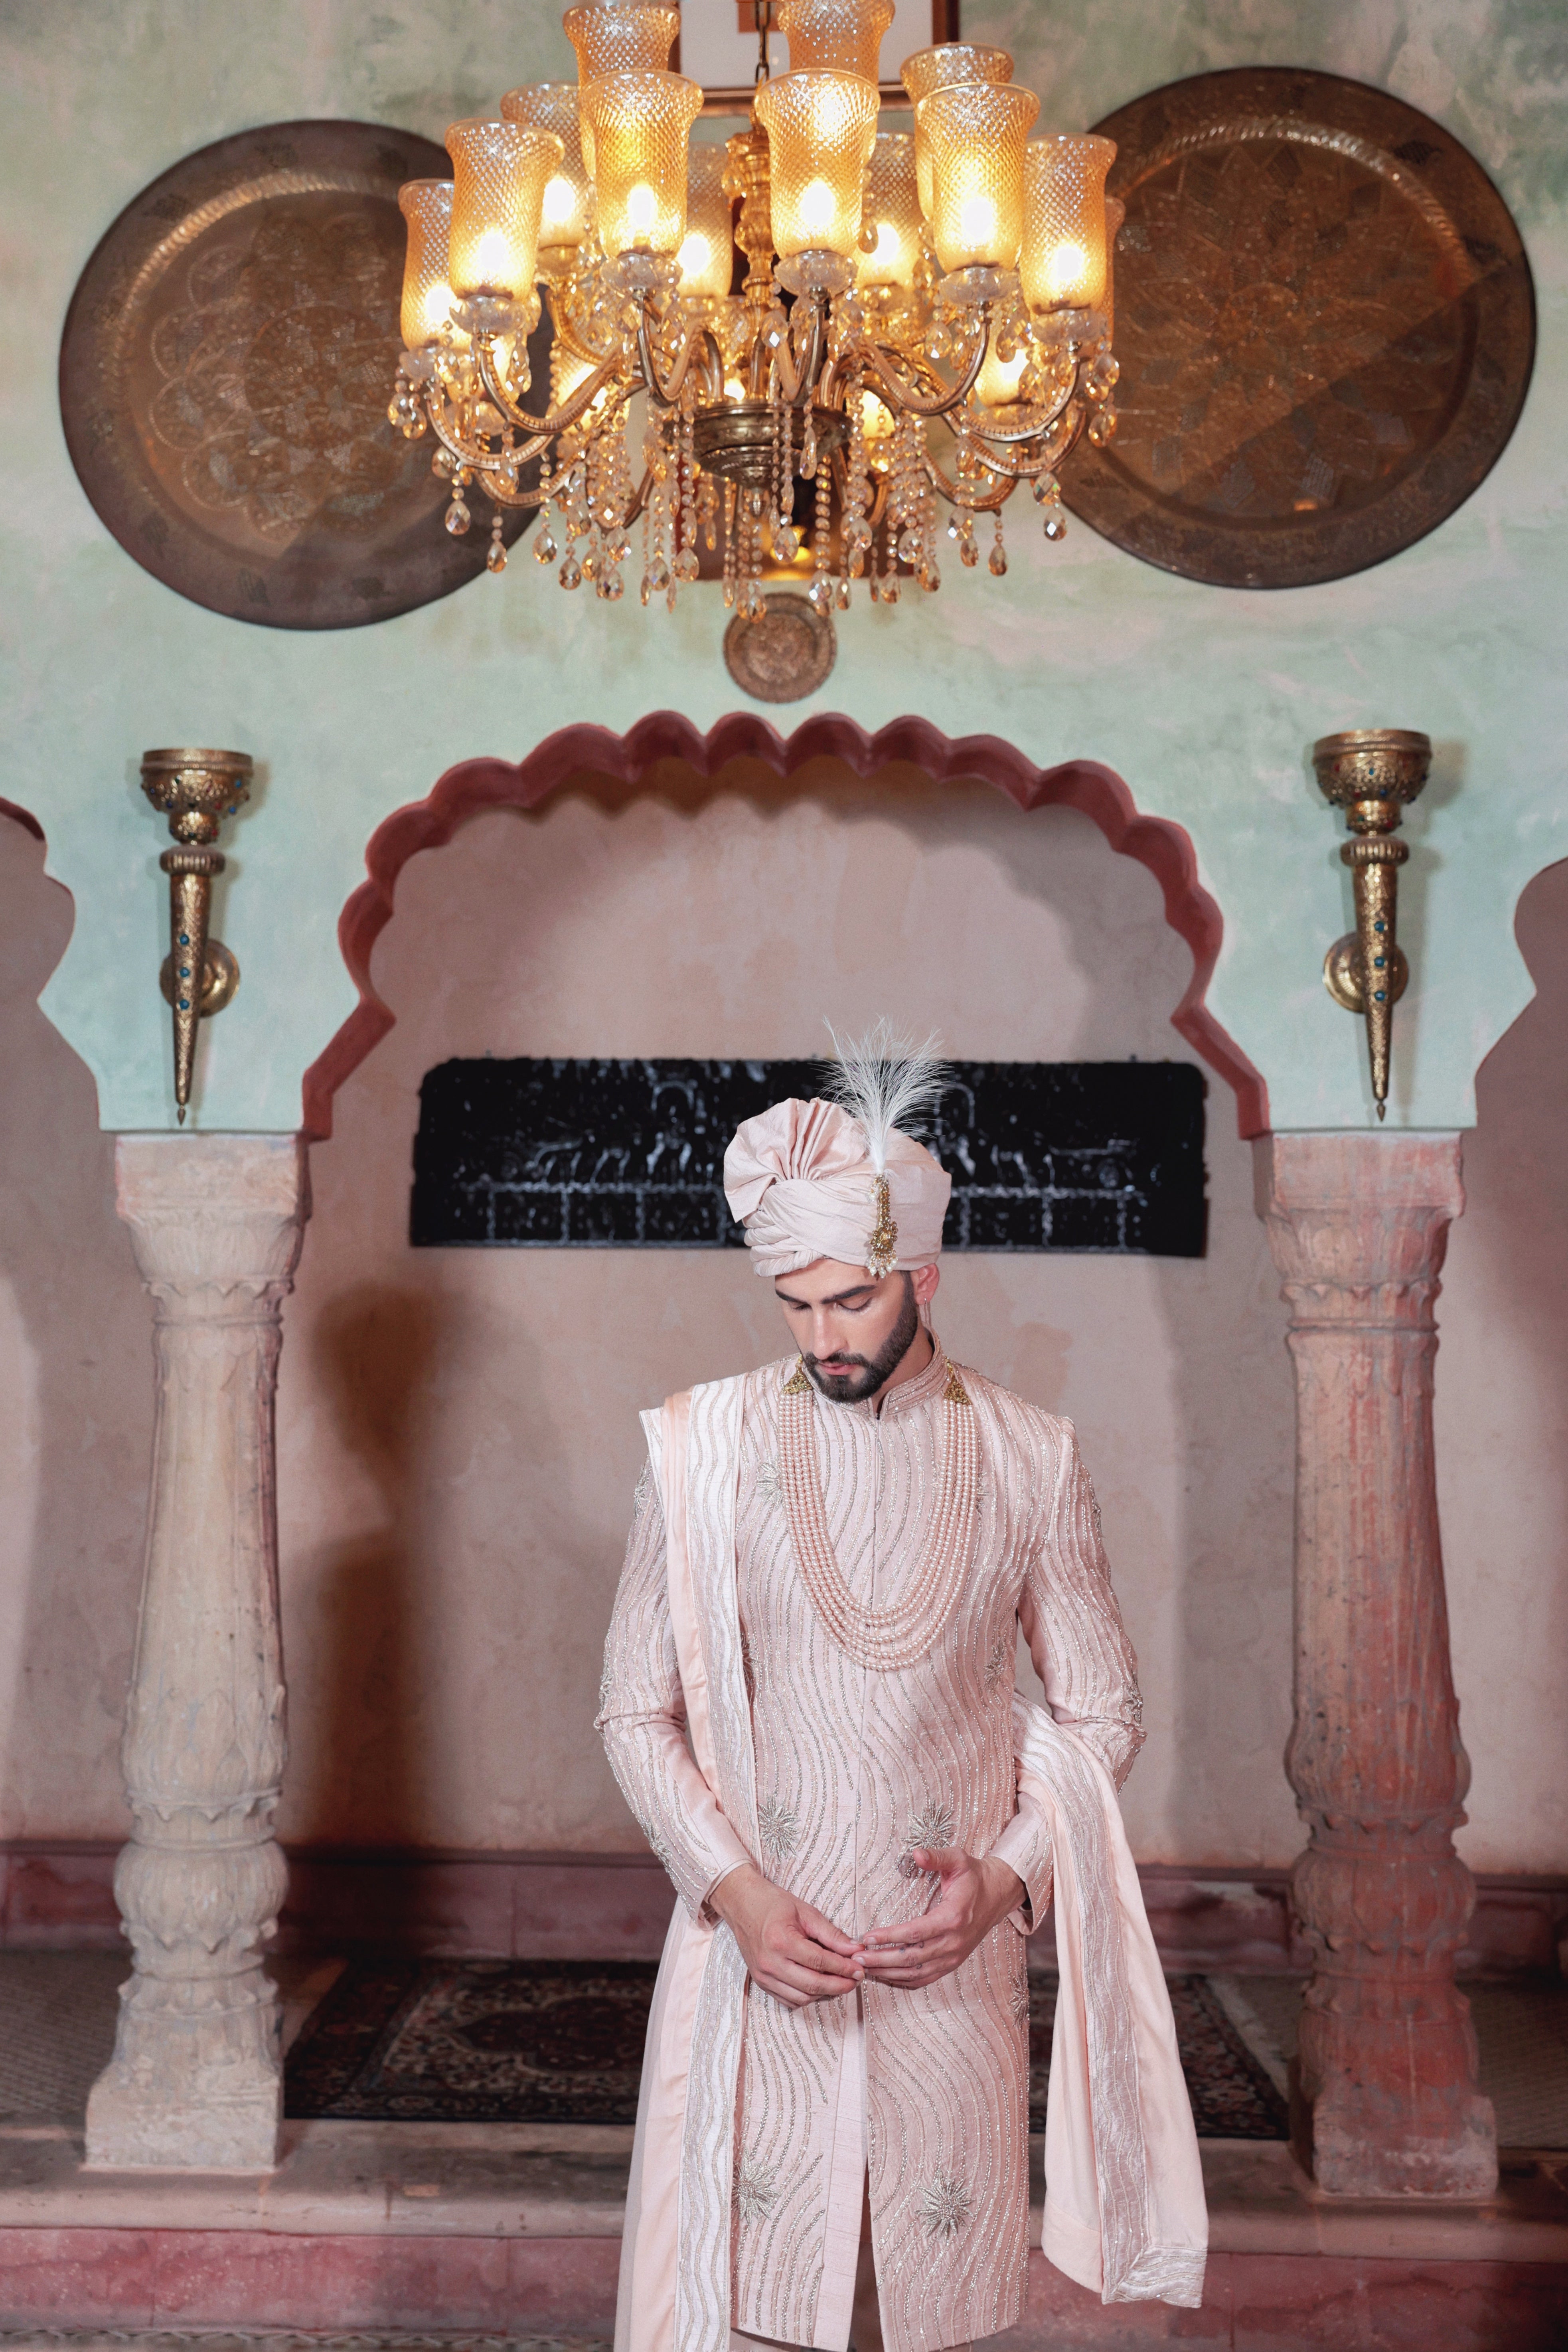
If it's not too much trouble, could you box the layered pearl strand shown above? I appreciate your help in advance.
[777,1357,979,1673]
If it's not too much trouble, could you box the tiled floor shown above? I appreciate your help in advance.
[2,1951,1566,2148]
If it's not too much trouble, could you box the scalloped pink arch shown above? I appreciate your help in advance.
[306,711,1268,1142]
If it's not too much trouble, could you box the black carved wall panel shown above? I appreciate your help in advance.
[410,1059,1206,1256]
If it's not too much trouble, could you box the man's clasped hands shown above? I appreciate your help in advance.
[709,1848,1026,2008]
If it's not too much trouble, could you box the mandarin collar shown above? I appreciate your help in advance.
[845,1334,950,1420]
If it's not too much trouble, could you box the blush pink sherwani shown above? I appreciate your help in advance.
[598,1347,1207,2352]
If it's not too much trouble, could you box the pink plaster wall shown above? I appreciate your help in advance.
[272,761,1298,1865]
[0,789,1561,1873]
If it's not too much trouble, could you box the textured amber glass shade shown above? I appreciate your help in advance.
[564,2,678,80]
[501,83,591,249]
[679,145,736,298]
[1103,194,1125,336]
[778,0,894,85]
[1020,133,1116,312]
[919,83,1039,273]
[902,42,1015,218]
[754,70,879,260]
[583,70,702,257]
[856,131,922,288]
[445,118,563,298]
[399,180,463,348]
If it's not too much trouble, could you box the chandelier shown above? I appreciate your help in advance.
[388,0,1122,621]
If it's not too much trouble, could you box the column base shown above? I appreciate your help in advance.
[85,2067,282,2172]
[1290,2060,1498,2199]
[85,1966,284,2172]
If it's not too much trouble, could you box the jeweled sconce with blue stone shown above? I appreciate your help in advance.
[140,748,251,1123]
[1313,728,1431,1122]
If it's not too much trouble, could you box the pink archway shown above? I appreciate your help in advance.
[304,711,1268,1141]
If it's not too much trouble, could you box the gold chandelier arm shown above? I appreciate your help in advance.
[954,402,1088,482]
[476,335,622,436]
[479,472,553,511]
[422,380,509,474]
[773,301,824,408]
[924,452,1013,512]
[545,279,620,370]
[859,316,989,420]
[954,368,1084,447]
[637,314,726,407]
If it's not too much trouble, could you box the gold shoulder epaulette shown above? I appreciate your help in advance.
[943,1365,972,1407]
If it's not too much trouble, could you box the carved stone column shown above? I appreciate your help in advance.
[1256,1132,1495,2198]
[85,1134,309,2170]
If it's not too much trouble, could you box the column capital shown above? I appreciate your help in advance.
[1253,1129,1464,1219]
[114,1133,309,1313]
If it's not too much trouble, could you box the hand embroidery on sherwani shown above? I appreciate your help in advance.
[737,2153,780,2222]
[1009,1971,1031,2026]
[756,1794,800,1863]
[920,2171,974,2237]
[983,1629,1013,1694]
[755,1459,783,1505]
[899,1798,956,1876]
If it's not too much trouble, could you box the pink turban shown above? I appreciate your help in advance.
[723,1097,952,1278]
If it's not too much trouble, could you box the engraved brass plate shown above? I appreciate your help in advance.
[723,591,836,702]
[1061,68,1535,588]
[59,120,546,629]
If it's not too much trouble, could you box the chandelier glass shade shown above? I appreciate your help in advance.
[389,0,1122,619]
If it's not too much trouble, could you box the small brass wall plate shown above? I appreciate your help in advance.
[724,592,836,703]
[160,941,240,1018]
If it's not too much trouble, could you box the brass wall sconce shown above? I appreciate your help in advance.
[1312,728,1431,1121]
[140,747,251,1123]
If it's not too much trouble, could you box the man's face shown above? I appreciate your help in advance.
[772,1258,938,1404]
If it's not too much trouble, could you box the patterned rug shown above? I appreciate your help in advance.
[284,1960,1288,2139]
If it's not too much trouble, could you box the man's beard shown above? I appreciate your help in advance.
[804,1276,921,1405]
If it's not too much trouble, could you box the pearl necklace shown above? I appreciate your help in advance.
[777,1356,979,1673]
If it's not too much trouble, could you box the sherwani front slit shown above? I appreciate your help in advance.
[598,1350,1206,2352]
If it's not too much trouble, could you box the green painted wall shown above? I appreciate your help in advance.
[2,0,1564,1134]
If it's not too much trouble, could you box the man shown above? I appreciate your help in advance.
[598,1039,1205,2352]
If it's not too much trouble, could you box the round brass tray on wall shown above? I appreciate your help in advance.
[59,119,543,630]
[1060,68,1535,589]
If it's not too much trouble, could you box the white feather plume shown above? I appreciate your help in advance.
[820,1018,950,1173]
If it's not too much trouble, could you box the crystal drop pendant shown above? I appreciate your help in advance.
[444,497,471,535]
[772,525,800,565]
[834,578,851,610]
[988,542,1007,576]
[535,532,559,565]
[1043,512,1068,542]
[486,538,507,575]
[559,555,583,589]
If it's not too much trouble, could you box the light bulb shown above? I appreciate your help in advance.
[1045,239,1090,301]
[626,181,658,238]
[800,177,836,235]
[541,174,578,231]
[678,229,712,278]
[959,195,997,249]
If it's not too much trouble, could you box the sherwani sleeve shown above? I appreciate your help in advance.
[596,1467,754,1921]
[987,1416,1145,1929]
